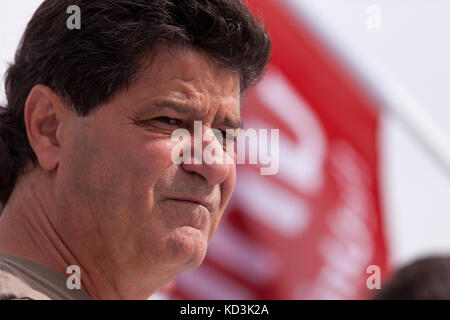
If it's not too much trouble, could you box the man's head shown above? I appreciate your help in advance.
[374,256,450,300]
[0,0,270,298]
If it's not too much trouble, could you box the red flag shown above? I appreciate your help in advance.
[173,0,388,299]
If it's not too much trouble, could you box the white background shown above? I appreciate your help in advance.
[1,0,449,271]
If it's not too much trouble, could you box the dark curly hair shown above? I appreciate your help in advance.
[0,0,271,206]
[374,256,450,300]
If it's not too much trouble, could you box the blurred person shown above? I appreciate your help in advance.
[0,0,271,300]
[374,256,450,300]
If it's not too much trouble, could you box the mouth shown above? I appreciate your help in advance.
[169,198,214,213]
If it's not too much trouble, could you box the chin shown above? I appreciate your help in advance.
[164,226,208,269]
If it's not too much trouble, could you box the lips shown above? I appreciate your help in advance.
[169,197,214,213]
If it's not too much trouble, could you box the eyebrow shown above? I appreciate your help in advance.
[153,101,199,117]
[152,100,243,129]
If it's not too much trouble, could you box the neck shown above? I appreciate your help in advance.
[0,168,175,299]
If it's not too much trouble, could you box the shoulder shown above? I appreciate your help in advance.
[0,264,51,300]
[0,253,90,300]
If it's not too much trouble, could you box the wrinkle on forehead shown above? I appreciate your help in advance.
[150,45,239,93]
[128,44,241,125]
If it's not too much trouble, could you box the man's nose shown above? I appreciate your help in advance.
[180,127,232,186]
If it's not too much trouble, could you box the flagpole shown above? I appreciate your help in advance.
[283,0,450,178]
[369,65,450,178]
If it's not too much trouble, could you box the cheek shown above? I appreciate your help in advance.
[208,164,236,240]
[221,163,237,205]
[114,138,177,209]
[121,137,184,219]
[58,126,176,216]
[140,138,176,169]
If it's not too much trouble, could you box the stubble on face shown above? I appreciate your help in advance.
[54,45,240,287]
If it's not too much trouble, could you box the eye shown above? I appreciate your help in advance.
[154,117,180,125]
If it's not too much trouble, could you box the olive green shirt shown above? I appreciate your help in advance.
[0,252,91,300]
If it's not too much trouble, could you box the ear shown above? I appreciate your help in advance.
[24,85,65,171]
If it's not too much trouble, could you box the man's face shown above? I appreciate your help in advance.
[53,46,240,285]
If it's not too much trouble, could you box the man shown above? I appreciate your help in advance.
[0,0,271,299]
[374,256,450,300]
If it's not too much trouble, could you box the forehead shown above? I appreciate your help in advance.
[124,45,241,123]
